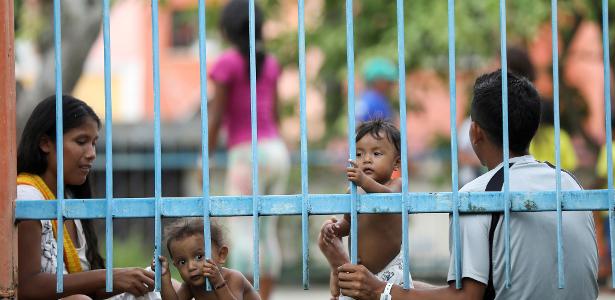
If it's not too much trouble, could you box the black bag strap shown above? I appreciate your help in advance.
[482,163,513,300]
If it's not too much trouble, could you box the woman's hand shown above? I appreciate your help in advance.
[112,268,155,297]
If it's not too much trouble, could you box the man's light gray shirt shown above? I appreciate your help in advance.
[447,155,598,300]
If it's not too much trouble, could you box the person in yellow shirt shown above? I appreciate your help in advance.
[505,46,578,171]
[529,100,578,171]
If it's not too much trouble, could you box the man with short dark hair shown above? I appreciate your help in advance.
[335,70,598,300]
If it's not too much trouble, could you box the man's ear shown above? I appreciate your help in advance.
[39,135,53,154]
[394,156,401,171]
[217,246,229,264]
[470,122,483,146]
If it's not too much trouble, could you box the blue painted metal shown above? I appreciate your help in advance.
[601,0,615,288]
[551,0,564,289]
[345,0,358,266]
[17,190,615,219]
[248,0,261,289]
[499,0,511,288]
[53,0,65,292]
[447,0,462,290]
[150,0,163,291]
[33,0,615,293]
[197,0,213,291]
[102,0,114,291]
[298,0,310,290]
[396,0,412,290]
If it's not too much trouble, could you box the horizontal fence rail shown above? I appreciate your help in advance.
[15,190,615,219]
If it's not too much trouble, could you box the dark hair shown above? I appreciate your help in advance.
[470,70,541,154]
[220,0,266,78]
[165,218,226,258]
[17,95,104,270]
[506,46,536,83]
[355,119,401,155]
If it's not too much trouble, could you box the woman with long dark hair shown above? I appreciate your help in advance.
[17,95,157,299]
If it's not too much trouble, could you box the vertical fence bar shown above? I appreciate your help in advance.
[102,0,114,292]
[297,0,310,290]
[551,0,565,289]
[601,0,615,288]
[345,0,358,265]
[395,0,412,290]
[0,0,17,297]
[150,0,163,291]
[498,0,512,288]
[53,0,66,292]
[197,0,213,292]
[248,0,261,289]
[448,0,462,289]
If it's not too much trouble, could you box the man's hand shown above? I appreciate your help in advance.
[337,264,387,300]
[347,160,367,187]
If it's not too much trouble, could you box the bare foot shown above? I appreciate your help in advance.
[318,231,350,269]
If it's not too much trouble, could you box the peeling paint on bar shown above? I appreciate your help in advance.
[15,190,612,220]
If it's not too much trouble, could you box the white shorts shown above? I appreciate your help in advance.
[340,252,413,300]
[224,138,290,278]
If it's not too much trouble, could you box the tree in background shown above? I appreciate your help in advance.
[15,0,103,135]
[259,0,614,145]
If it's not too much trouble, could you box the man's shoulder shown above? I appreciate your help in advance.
[459,168,499,192]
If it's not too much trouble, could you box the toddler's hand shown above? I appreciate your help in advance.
[151,255,170,277]
[346,160,366,187]
[202,259,225,289]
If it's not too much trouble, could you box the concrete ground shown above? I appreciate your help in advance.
[270,286,615,299]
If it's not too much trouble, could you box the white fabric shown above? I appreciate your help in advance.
[374,252,412,288]
[73,219,91,271]
[447,155,598,300]
[340,252,412,300]
[225,138,289,278]
[18,184,160,300]
[18,184,90,273]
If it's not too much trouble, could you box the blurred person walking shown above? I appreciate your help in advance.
[207,1,289,299]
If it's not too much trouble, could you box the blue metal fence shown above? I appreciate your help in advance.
[13,0,614,294]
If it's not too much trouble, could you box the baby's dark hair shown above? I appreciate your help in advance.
[165,218,226,258]
[470,70,541,154]
[356,119,401,155]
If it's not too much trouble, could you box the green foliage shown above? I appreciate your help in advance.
[272,1,546,75]
[258,0,615,140]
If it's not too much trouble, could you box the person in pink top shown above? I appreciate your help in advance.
[207,1,289,299]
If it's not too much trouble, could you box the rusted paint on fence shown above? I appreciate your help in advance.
[0,0,17,298]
